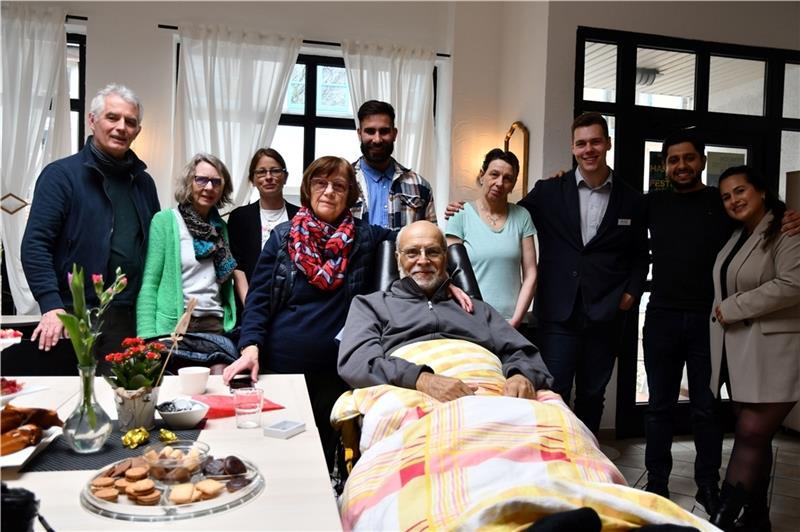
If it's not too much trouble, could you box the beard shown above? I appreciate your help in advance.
[669,173,702,191]
[398,263,447,295]
[360,140,394,167]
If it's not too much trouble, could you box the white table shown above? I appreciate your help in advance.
[1,375,342,531]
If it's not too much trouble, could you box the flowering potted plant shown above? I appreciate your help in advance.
[58,265,127,453]
[105,338,167,431]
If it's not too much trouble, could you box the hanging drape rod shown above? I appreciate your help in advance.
[156,23,451,58]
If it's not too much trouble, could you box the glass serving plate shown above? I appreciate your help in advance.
[79,456,264,522]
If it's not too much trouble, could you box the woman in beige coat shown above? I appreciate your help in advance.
[709,165,800,531]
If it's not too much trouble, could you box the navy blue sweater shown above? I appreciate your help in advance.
[21,140,160,313]
[238,218,393,374]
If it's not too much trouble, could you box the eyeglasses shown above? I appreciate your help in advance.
[254,168,286,178]
[193,175,224,188]
[398,246,445,260]
[310,177,349,195]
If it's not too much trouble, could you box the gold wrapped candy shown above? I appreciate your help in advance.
[158,428,178,442]
[121,427,150,449]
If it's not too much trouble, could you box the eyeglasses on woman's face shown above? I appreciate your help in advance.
[193,175,224,188]
[254,168,286,179]
[310,177,349,195]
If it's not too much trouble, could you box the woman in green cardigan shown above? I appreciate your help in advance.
[136,153,238,373]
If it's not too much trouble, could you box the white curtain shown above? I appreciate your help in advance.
[174,25,301,209]
[342,41,436,181]
[1,5,70,314]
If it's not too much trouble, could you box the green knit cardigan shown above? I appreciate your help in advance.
[136,208,236,338]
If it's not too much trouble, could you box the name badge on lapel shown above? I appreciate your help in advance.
[618,218,631,226]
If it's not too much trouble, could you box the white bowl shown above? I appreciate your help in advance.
[157,399,209,430]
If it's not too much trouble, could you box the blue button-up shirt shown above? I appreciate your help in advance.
[361,160,392,227]
[575,167,613,245]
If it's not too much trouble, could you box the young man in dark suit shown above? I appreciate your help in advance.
[518,113,648,435]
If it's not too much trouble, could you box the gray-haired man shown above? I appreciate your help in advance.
[22,83,160,365]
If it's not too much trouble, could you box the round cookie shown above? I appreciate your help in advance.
[135,489,162,506]
[125,466,149,481]
[94,488,118,502]
[113,478,130,494]
[132,478,156,496]
[90,476,115,491]
[125,484,139,501]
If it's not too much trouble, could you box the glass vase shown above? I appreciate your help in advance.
[63,364,112,453]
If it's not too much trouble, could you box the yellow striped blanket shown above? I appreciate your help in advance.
[331,339,717,531]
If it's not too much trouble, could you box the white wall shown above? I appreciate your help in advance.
[500,2,550,194]
[448,3,504,202]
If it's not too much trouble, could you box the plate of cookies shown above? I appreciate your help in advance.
[79,442,264,522]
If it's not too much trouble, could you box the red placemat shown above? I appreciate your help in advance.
[192,395,284,419]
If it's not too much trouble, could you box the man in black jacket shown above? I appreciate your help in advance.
[22,83,160,362]
[517,113,648,435]
[338,221,552,402]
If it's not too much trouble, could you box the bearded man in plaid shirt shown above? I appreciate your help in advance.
[351,100,436,230]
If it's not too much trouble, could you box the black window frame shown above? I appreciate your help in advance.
[575,26,800,439]
[279,54,356,171]
[575,26,800,192]
[67,32,87,150]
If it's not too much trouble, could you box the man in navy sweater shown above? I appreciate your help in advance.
[22,84,160,364]
[642,130,730,513]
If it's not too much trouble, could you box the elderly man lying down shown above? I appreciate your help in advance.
[334,221,715,531]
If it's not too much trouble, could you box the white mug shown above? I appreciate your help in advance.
[178,366,211,395]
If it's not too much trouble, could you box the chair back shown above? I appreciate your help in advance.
[370,240,482,300]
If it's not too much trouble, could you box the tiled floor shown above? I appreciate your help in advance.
[599,430,800,532]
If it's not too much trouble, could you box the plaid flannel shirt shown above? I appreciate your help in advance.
[351,157,437,231]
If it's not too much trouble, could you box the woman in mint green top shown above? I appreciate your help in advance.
[136,153,237,371]
[446,149,537,328]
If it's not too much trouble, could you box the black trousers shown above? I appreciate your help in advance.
[536,303,623,435]
[643,307,722,488]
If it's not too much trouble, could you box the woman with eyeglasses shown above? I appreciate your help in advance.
[136,153,238,373]
[446,149,537,329]
[219,156,391,470]
[227,148,299,307]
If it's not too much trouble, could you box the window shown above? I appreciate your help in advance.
[271,55,359,198]
[635,48,695,110]
[583,41,617,103]
[782,63,800,119]
[67,33,86,152]
[708,56,765,116]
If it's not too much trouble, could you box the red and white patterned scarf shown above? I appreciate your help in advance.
[288,207,356,291]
